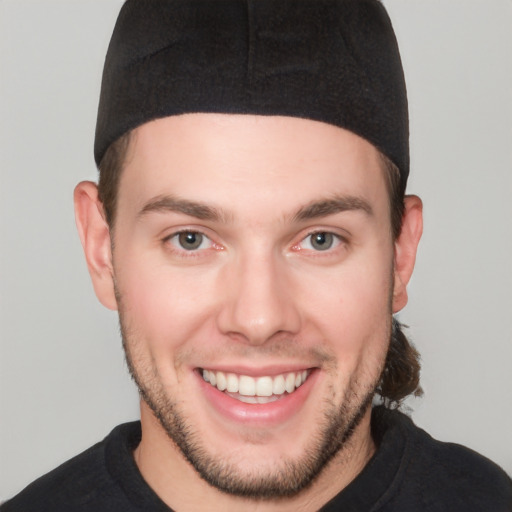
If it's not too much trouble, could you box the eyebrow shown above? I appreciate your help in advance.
[293,195,373,222]
[138,195,228,222]
[137,193,373,224]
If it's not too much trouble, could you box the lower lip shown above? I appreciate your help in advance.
[197,370,318,426]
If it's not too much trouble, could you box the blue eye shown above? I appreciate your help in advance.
[169,231,212,251]
[310,232,334,251]
[300,232,341,251]
[178,232,203,250]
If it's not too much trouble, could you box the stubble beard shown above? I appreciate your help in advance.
[119,316,388,500]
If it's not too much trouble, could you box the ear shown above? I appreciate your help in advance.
[74,181,118,310]
[392,195,423,313]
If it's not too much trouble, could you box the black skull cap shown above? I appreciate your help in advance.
[95,0,409,191]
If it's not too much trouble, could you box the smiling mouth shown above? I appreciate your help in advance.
[201,369,311,404]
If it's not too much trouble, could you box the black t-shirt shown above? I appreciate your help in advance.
[2,407,511,511]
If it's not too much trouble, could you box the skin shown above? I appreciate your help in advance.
[74,114,422,511]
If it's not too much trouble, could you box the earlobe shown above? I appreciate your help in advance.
[392,195,423,313]
[74,181,118,310]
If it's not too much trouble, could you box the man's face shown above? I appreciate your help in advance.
[111,114,396,497]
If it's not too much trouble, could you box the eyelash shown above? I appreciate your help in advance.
[293,231,346,254]
[162,229,347,258]
[163,230,216,255]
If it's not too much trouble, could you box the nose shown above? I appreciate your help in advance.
[216,250,301,345]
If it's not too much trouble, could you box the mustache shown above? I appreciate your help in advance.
[176,336,338,370]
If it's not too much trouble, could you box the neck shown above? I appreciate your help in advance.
[133,402,376,512]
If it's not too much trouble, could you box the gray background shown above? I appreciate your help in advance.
[1,0,511,501]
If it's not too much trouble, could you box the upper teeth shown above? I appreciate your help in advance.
[202,369,309,397]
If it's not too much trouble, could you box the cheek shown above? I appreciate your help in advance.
[301,254,393,365]
[115,255,217,355]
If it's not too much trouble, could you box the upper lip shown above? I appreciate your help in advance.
[196,365,316,377]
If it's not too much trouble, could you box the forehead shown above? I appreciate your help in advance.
[118,113,388,219]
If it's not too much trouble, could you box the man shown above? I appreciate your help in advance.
[2,0,511,510]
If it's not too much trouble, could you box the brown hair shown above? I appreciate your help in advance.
[379,319,423,406]
[97,131,132,227]
[380,152,406,241]
[98,132,422,406]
